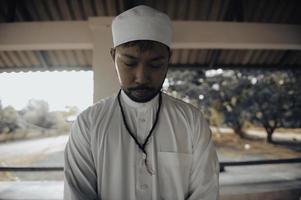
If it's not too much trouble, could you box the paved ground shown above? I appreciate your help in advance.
[0,135,67,181]
[0,134,301,199]
[0,135,68,162]
[0,173,300,200]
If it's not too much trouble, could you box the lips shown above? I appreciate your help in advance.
[131,89,152,97]
[125,88,158,102]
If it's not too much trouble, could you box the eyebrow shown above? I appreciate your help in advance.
[121,54,137,60]
[121,54,166,61]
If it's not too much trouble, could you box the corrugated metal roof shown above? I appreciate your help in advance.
[1,49,300,73]
[169,49,301,69]
[0,50,92,73]
[1,0,300,24]
[0,0,300,73]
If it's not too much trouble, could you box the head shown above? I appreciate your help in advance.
[111,40,171,102]
[111,5,172,102]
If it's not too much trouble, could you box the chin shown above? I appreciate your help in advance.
[125,89,159,103]
[131,96,154,103]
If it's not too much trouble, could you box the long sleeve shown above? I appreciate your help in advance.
[187,113,219,200]
[64,112,98,200]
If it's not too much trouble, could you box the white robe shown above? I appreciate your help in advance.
[64,91,219,200]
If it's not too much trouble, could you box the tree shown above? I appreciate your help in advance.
[0,105,20,133]
[249,70,301,143]
[166,68,301,142]
[166,69,252,136]
[288,70,301,128]
[21,99,54,129]
[209,70,254,138]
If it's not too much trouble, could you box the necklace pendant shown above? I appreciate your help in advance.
[146,164,154,175]
[142,153,147,160]
[143,155,155,175]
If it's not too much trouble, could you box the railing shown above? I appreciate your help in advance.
[0,166,63,171]
[0,158,301,173]
[219,157,301,172]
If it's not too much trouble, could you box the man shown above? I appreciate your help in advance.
[64,5,219,200]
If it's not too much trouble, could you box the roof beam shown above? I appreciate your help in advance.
[172,21,301,50]
[0,19,301,51]
[0,21,92,51]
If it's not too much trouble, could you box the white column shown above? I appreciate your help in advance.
[89,17,119,103]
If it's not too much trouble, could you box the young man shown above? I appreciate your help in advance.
[64,5,219,200]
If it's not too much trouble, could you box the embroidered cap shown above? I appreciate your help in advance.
[112,5,172,48]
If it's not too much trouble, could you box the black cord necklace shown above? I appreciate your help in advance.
[117,89,162,174]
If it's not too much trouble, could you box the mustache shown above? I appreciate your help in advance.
[128,86,155,91]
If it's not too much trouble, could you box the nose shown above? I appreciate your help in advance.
[135,64,150,85]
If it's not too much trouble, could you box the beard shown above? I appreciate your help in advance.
[122,86,161,103]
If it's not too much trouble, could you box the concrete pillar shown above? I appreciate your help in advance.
[89,17,119,103]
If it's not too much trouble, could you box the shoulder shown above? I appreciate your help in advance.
[76,94,117,126]
[69,94,118,142]
[162,92,210,147]
[162,92,203,120]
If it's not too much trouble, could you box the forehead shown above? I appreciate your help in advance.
[115,41,169,58]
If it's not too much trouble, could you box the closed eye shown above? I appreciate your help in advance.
[149,63,164,69]
[123,62,137,67]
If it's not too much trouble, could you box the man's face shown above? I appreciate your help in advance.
[111,41,170,103]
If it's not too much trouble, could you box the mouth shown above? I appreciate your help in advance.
[131,89,153,97]
[126,87,157,102]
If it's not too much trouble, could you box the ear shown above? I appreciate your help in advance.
[110,48,116,62]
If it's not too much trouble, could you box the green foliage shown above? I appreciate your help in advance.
[0,99,76,140]
[20,99,71,130]
[211,72,253,137]
[0,104,20,133]
[20,99,53,129]
[167,69,301,143]
[249,70,301,142]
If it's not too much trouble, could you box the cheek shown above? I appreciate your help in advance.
[151,69,168,85]
[115,63,133,85]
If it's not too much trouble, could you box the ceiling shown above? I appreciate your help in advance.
[1,0,300,23]
[0,0,300,73]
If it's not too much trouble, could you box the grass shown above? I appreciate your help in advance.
[213,132,301,160]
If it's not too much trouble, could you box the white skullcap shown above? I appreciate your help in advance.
[112,5,172,48]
